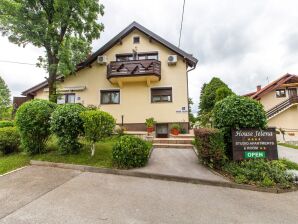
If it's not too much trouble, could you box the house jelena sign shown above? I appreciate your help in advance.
[232,128,278,161]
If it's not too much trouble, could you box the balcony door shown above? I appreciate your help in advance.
[288,88,297,98]
[156,123,168,138]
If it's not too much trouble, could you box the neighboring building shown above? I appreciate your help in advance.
[246,73,298,136]
[20,22,198,137]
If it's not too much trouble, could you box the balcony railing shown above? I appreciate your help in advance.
[107,59,161,79]
[266,96,298,118]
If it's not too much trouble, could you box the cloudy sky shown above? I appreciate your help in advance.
[1,0,298,114]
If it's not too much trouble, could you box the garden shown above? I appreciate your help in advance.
[0,100,152,175]
[194,78,298,189]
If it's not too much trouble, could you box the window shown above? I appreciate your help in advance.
[133,36,140,44]
[101,90,120,104]
[276,89,286,98]
[151,87,172,103]
[57,94,75,104]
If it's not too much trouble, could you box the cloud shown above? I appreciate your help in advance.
[1,0,298,115]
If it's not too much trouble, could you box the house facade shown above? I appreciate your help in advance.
[246,74,298,137]
[20,22,198,137]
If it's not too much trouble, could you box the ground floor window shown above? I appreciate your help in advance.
[57,93,76,104]
[100,90,120,104]
[151,87,172,103]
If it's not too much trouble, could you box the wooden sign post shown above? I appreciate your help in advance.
[232,128,278,161]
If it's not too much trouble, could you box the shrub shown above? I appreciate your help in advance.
[0,120,14,128]
[81,110,116,156]
[15,99,56,154]
[213,95,267,157]
[51,104,86,154]
[194,128,227,168]
[223,159,294,188]
[145,117,156,128]
[112,135,151,168]
[0,127,20,154]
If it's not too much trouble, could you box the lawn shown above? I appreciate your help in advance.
[0,136,117,175]
[279,143,298,150]
[0,153,30,175]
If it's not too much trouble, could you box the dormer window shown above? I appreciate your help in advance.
[276,89,286,98]
[133,36,140,44]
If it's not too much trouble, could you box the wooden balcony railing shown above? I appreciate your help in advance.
[107,59,161,79]
[266,96,298,118]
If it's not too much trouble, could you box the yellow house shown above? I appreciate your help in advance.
[21,22,198,138]
[246,74,298,138]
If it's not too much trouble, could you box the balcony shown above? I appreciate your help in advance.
[107,59,161,87]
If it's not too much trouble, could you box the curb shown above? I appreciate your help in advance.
[0,166,29,177]
[30,160,297,194]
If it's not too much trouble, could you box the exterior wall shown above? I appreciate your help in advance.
[34,29,189,128]
[268,105,298,130]
[259,90,288,111]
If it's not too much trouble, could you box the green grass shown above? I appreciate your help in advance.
[0,136,117,175]
[278,143,298,150]
[33,140,115,168]
[0,153,30,175]
[280,158,298,170]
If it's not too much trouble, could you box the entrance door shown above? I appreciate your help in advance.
[156,124,168,138]
[288,88,297,98]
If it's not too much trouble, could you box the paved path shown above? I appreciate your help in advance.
[1,166,298,223]
[134,148,228,182]
[278,145,298,163]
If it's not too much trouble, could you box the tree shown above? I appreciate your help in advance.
[198,77,234,127]
[0,76,11,119]
[188,98,196,126]
[81,110,115,156]
[0,0,104,102]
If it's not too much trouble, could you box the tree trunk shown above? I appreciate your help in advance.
[91,143,95,157]
[47,50,59,103]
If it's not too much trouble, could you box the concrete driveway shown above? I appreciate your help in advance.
[278,145,298,163]
[1,166,298,223]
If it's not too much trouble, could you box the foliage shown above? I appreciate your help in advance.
[145,117,156,128]
[15,100,56,154]
[188,98,196,126]
[223,159,294,188]
[0,0,104,102]
[213,95,267,157]
[215,86,234,102]
[198,78,234,127]
[114,125,126,137]
[279,159,298,170]
[170,123,181,131]
[81,110,116,156]
[0,120,14,128]
[0,127,20,154]
[0,76,11,119]
[51,104,86,154]
[194,128,227,168]
[112,135,151,168]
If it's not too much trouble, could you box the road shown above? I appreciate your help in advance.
[1,166,298,224]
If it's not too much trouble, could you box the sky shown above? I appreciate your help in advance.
[1,0,298,114]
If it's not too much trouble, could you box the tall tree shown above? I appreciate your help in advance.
[198,77,234,127]
[0,0,104,102]
[0,76,11,119]
[188,98,196,125]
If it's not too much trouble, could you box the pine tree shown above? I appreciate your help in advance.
[0,76,11,119]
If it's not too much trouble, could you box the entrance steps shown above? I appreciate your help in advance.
[153,137,194,149]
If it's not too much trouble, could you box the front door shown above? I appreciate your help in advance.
[156,124,168,138]
[288,88,297,98]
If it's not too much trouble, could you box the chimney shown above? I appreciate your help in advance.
[257,85,262,91]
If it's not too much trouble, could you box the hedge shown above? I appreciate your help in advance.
[0,127,20,154]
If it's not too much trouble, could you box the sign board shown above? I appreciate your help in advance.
[232,128,278,161]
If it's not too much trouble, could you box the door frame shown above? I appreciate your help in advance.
[288,88,297,98]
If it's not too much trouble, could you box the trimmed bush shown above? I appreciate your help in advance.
[81,110,116,156]
[223,159,294,188]
[51,104,86,154]
[112,135,151,168]
[15,99,57,154]
[213,95,267,157]
[0,120,14,128]
[0,127,20,154]
[194,128,226,168]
